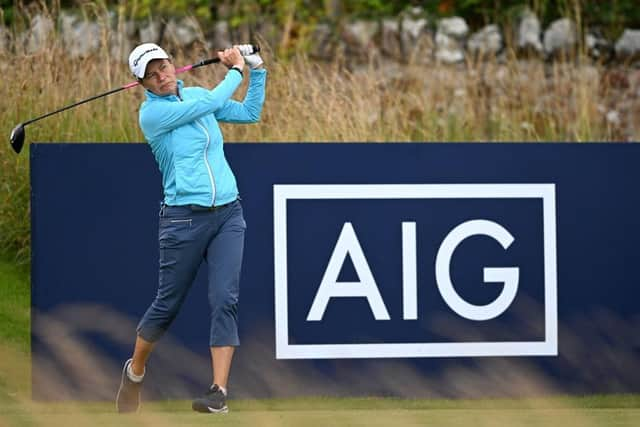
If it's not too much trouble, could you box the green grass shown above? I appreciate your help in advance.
[0,396,638,427]
[0,259,30,401]
[0,259,30,350]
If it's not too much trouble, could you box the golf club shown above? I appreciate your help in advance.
[9,44,260,154]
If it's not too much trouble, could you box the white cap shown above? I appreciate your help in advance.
[128,43,169,78]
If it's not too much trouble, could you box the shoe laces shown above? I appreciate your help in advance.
[207,384,226,398]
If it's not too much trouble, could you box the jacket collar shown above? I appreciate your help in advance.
[145,79,184,101]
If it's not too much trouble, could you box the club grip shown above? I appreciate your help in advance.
[244,45,261,54]
[185,45,261,70]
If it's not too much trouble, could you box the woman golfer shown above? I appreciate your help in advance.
[116,42,266,414]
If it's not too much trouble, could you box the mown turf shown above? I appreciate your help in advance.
[0,259,30,401]
[0,397,639,427]
[0,259,29,350]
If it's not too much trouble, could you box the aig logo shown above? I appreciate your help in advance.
[274,184,557,359]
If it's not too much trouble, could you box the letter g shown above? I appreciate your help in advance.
[435,219,519,321]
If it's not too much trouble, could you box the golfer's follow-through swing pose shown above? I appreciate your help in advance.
[115,42,267,414]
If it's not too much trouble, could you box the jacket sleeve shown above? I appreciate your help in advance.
[214,68,267,123]
[140,71,243,140]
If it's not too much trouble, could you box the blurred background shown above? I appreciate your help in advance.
[0,4,639,422]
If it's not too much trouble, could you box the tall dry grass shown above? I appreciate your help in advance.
[1,6,639,264]
[3,6,639,145]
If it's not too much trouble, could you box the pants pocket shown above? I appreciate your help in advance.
[159,217,193,248]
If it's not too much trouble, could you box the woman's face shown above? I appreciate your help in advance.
[141,59,177,96]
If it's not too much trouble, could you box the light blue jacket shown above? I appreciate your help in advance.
[139,68,267,207]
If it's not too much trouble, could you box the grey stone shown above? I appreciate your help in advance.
[109,22,135,62]
[25,14,54,54]
[544,18,577,57]
[400,14,432,63]
[435,33,464,63]
[438,17,468,39]
[344,20,378,49]
[59,12,101,58]
[211,21,232,50]
[435,17,468,64]
[468,24,503,56]
[615,29,640,61]
[342,20,379,61]
[517,9,543,54]
[105,12,136,60]
[402,15,429,41]
[164,16,204,47]
[139,19,161,44]
[606,110,621,126]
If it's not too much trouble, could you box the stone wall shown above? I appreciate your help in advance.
[4,7,640,65]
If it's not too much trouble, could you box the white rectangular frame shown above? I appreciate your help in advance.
[274,184,557,359]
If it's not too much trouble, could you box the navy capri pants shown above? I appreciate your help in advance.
[137,199,245,347]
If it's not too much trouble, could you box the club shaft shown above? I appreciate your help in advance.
[23,86,128,126]
[21,56,232,127]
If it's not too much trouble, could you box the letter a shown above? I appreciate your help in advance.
[307,222,390,321]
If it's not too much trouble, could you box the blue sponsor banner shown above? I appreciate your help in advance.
[31,143,640,400]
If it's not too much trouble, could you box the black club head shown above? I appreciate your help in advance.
[10,123,25,154]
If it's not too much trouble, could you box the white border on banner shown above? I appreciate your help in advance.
[273,184,557,359]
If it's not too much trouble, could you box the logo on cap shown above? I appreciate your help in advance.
[133,47,159,67]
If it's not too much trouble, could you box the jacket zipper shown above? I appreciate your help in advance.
[195,119,216,206]
[176,92,216,206]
